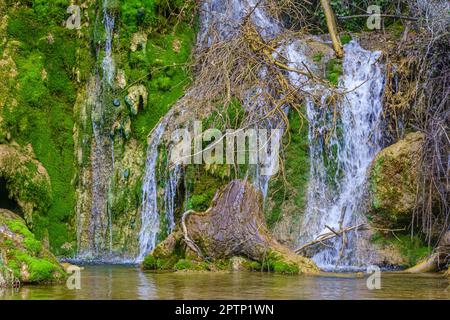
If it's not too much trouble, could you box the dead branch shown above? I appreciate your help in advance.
[320,0,343,58]
[294,223,369,254]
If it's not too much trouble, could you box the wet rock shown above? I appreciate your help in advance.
[126,85,148,116]
[368,132,424,227]
[123,116,131,139]
[113,98,121,107]
[145,180,318,274]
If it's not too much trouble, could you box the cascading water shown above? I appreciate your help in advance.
[297,41,385,271]
[135,0,282,261]
[136,121,169,262]
[78,0,116,259]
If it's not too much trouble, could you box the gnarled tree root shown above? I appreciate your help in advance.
[145,179,318,274]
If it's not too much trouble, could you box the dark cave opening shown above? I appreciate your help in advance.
[0,177,22,216]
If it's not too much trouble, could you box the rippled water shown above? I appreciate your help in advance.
[1,266,448,300]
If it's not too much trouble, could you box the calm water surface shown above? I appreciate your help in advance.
[1,265,449,300]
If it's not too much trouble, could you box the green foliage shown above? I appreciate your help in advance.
[121,0,157,33]
[174,258,194,270]
[142,255,158,269]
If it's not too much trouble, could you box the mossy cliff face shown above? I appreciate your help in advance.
[143,180,318,274]
[0,0,96,255]
[0,209,65,285]
[368,132,424,228]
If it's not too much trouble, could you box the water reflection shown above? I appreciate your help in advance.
[1,266,448,300]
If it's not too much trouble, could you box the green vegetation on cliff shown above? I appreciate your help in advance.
[1,2,94,254]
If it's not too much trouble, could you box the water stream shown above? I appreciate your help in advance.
[2,266,448,300]
[78,0,116,259]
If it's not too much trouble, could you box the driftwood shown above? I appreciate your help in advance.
[294,223,369,254]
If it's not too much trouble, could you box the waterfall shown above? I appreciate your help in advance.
[102,2,115,86]
[298,41,385,271]
[164,164,181,231]
[78,1,116,259]
[136,121,168,262]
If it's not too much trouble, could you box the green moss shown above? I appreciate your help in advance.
[313,52,323,63]
[326,58,343,86]
[2,4,86,254]
[1,213,65,283]
[371,233,431,267]
[14,250,63,282]
[184,166,228,212]
[340,34,352,45]
[174,259,194,270]
[142,255,158,269]
[261,251,299,274]
[266,111,310,229]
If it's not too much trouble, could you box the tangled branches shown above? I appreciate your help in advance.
[382,0,449,244]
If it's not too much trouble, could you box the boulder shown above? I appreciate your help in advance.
[0,209,65,284]
[369,132,424,227]
[144,180,318,274]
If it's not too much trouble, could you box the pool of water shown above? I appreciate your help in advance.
[1,265,449,300]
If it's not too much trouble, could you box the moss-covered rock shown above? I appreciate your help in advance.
[0,209,65,284]
[0,144,52,225]
[368,132,424,227]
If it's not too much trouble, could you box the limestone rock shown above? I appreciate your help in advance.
[368,132,424,227]
[130,32,147,52]
[126,85,148,115]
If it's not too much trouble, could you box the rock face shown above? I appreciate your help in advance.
[145,180,318,274]
[0,209,65,285]
[126,85,148,116]
[0,144,52,225]
[369,132,424,227]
